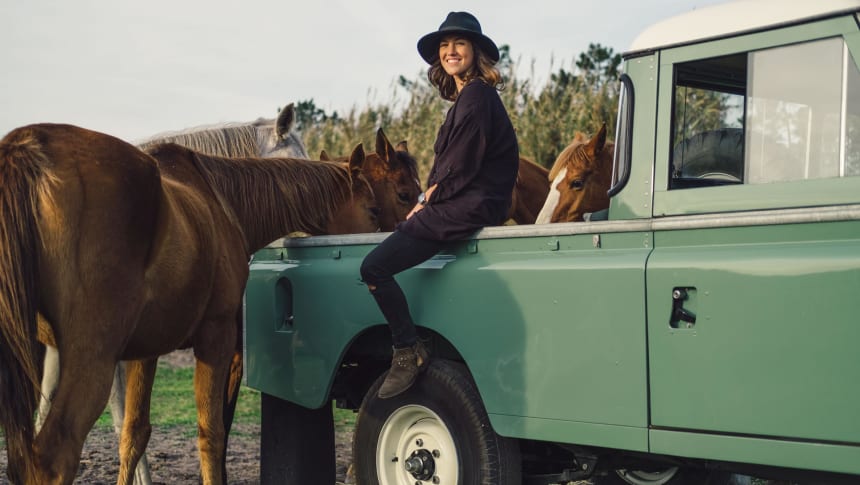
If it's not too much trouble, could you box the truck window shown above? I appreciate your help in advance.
[670,37,860,190]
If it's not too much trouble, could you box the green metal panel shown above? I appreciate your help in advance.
[647,219,860,446]
[246,227,654,447]
[611,53,658,221]
[650,429,860,475]
[245,243,382,407]
[491,414,649,453]
[414,232,651,431]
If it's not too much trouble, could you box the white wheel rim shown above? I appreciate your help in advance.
[615,467,679,485]
[376,404,458,484]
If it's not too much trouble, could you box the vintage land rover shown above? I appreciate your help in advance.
[244,1,860,483]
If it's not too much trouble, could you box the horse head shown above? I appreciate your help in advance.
[320,129,422,232]
[254,103,310,159]
[537,124,613,223]
[326,143,381,235]
[363,128,422,231]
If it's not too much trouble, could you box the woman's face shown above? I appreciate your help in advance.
[439,35,474,81]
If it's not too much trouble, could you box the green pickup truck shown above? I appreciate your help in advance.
[244,1,860,484]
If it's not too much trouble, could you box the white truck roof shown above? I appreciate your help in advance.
[626,0,860,55]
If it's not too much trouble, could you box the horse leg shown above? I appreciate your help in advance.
[32,356,117,484]
[110,361,154,485]
[219,349,243,478]
[117,358,157,485]
[35,345,60,433]
[193,330,236,485]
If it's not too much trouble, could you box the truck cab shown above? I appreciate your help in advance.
[245,1,860,483]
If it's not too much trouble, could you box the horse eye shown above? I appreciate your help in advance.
[570,179,585,190]
[398,192,412,203]
[370,207,381,217]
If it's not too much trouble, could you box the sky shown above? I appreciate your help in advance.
[1,0,725,144]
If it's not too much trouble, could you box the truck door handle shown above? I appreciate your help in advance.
[670,287,696,328]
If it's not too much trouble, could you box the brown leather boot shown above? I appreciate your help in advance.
[377,341,430,399]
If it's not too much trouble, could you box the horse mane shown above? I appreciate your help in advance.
[137,123,265,158]
[189,152,356,243]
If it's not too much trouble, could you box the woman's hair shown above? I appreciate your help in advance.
[427,39,505,101]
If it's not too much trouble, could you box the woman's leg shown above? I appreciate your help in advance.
[360,230,443,347]
[360,230,442,398]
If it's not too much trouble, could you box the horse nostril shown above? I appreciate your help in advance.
[371,207,381,217]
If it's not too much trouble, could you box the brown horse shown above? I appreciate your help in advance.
[320,128,422,231]
[509,157,551,224]
[535,124,614,223]
[0,123,378,485]
[37,103,312,485]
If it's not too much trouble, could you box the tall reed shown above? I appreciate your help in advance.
[300,44,621,184]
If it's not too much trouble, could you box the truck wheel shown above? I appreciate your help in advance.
[353,359,521,485]
[601,467,736,485]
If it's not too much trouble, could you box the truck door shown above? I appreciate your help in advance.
[646,33,860,449]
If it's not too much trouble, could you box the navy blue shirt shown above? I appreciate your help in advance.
[398,80,519,240]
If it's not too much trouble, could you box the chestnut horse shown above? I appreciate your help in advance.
[509,157,551,224]
[36,103,312,485]
[535,124,614,223]
[320,128,422,232]
[0,123,378,485]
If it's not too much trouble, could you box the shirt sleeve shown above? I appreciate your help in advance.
[429,84,492,203]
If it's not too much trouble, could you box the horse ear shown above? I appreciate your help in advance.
[319,150,330,161]
[375,128,398,169]
[586,123,608,156]
[348,143,366,171]
[276,103,296,138]
[395,140,409,153]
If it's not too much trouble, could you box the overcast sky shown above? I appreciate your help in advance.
[1,0,724,143]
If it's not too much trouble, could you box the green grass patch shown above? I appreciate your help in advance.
[94,362,356,434]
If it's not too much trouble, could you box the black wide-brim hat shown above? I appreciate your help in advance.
[417,11,500,65]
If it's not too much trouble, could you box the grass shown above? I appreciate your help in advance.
[93,361,357,435]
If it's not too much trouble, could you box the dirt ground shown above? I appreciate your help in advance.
[0,349,355,485]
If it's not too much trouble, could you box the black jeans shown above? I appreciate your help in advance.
[360,229,444,348]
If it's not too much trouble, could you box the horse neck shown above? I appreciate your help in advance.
[193,154,349,252]
[138,124,262,158]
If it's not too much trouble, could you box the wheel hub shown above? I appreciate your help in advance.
[404,448,435,480]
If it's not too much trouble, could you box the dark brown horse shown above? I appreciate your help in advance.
[320,128,422,231]
[535,124,614,223]
[0,123,378,485]
[509,157,551,224]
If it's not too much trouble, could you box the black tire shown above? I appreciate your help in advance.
[260,393,335,485]
[598,466,738,485]
[672,128,744,183]
[353,359,521,485]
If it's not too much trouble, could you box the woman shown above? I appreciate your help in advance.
[360,11,519,399]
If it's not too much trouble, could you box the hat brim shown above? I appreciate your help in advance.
[417,29,500,65]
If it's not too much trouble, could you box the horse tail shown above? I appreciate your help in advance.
[0,127,48,475]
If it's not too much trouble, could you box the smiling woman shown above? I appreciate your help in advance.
[354,10,522,485]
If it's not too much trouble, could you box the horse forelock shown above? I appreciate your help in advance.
[191,153,353,248]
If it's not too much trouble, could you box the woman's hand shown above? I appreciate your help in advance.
[406,202,423,220]
[406,184,438,220]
